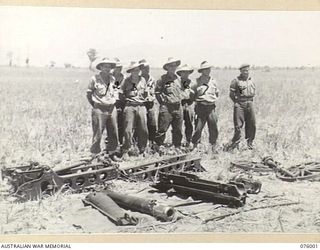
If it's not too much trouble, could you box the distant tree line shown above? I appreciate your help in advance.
[3,49,319,70]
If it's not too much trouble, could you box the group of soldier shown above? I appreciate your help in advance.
[86,57,256,162]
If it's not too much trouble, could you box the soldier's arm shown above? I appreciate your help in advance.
[86,92,94,107]
[191,83,199,99]
[118,79,126,102]
[155,79,164,104]
[249,80,256,98]
[229,79,237,102]
[86,78,95,107]
[148,78,156,97]
[211,79,219,98]
[188,82,196,101]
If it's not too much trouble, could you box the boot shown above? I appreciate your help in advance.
[247,141,254,150]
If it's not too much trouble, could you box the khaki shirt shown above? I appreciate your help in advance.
[155,73,183,104]
[194,76,219,105]
[178,78,195,102]
[142,74,156,102]
[87,73,117,106]
[113,73,124,101]
[230,76,255,101]
[120,75,148,104]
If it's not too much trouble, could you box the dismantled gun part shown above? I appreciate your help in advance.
[275,161,320,182]
[230,160,273,173]
[104,190,176,221]
[120,154,205,181]
[231,156,320,182]
[230,176,262,194]
[1,154,204,200]
[1,158,118,201]
[152,172,247,207]
[83,192,139,226]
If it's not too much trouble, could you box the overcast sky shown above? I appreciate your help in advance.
[0,6,319,68]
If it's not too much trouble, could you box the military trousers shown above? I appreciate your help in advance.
[231,100,256,145]
[90,104,119,154]
[145,101,157,143]
[192,103,218,145]
[182,103,195,144]
[115,100,125,145]
[155,103,183,147]
[122,103,148,153]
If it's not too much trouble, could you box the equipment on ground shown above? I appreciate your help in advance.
[151,171,248,207]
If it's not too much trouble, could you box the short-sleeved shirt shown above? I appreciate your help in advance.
[155,73,183,104]
[113,73,124,101]
[113,73,124,87]
[87,73,117,105]
[194,76,219,105]
[230,76,255,101]
[142,74,156,102]
[178,78,195,102]
[120,75,148,103]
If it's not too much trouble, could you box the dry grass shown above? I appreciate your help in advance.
[0,66,319,234]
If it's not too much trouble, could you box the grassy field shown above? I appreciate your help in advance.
[0,66,319,164]
[0,66,319,234]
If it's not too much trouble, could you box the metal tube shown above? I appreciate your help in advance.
[104,190,176,221]
[83,192,139,226]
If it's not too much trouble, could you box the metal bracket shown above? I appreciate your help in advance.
[119,154,205,181]
[2,159,118,201]
[152,172,247,207]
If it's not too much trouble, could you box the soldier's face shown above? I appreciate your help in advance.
[113,66,122,74]
[180,71,190,79]
[141,65,150,75]
[100,64,112,73]
[201,68,211,76]
[166,63,178,73]
[240,67,249,78]
[131,67,140,77]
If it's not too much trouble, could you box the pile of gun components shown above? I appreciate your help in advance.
[231,156,320,182]
[1,153,318,226]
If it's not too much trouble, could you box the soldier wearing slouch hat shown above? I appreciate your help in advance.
[86,58,120,161]
[191,61,219,151]
[154,57,184,148]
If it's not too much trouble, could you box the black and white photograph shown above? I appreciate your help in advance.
[0,5,319,237]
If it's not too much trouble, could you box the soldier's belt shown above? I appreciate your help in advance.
[163,102,181,109]
[125,101,146,107]
[93,103,115,111]
[235,97,253,102]
[181,100,193,106]
[196,102,216,108]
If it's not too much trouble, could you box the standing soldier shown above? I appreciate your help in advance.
[176,64,195,148]
[191,61,219,151]
[154,57,183,148]
[112,58,125,145]
[86,58,120,161]
[139,59,157,145]
[120,62,149,159]
[227,63,256,150]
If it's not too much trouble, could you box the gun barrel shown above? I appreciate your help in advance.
[105,190,175,221]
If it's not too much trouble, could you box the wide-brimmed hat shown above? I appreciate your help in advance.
[96,58,116,70]
[139,59,149,67]
[239,63,250,70]
[114,58,122,67]
[176,64,194,76]
[198,61,213,73]
[126,61,141,73]
[163,57,181,70]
